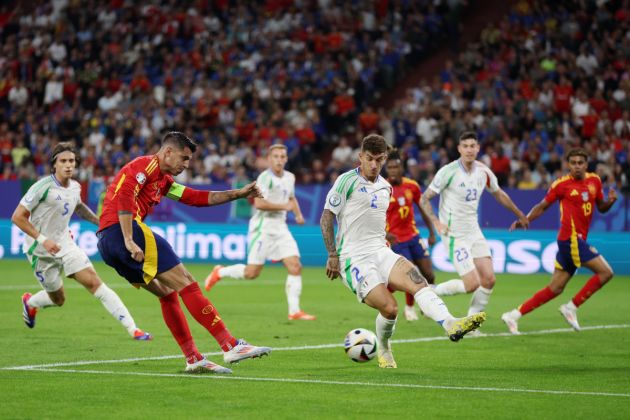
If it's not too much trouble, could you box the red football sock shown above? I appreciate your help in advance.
[518,286,559,315]
[572,274,603,307]
[159,291,203,363]
[179,282,238,352]
[405,292,415,307]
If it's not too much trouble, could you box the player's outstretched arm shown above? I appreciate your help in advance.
[11,204,61,255]
[491,188,529,229]
[167,181,263,207]
[320,209,340,280]
[419,189,448,235]
[510,198,550,231]
[597,187,617,213]
[74,202,99,225]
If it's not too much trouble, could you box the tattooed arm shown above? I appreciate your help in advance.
[75,202,99,225]
[320,209,340,280]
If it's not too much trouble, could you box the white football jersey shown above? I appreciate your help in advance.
[324,168,392,258]
[249,168,295,232]
[19,175,82,257]
[428,160,499,237]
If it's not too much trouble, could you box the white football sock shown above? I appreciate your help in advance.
[93,284,137,336]
[434,279,466,296]
[414,287,454,326]
[468,286,493,316]
[375,313,396,351]
[285,274,302,314]
[218,264,246,279]
[27,290,56,308]
[509,308,522,319]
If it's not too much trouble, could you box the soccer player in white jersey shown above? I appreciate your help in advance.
[205,144,315,320]
[320,134,486,369]
[420,131,529,325]
[13,142,152,340]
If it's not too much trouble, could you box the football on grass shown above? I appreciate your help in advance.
[344,328,377,363]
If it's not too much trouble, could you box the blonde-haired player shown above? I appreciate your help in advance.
[205,144,315,320]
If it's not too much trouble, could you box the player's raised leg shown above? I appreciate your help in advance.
[141,279,231,373]
[70,266,152,340]
[157,263,271,364]
[388,257,486,342]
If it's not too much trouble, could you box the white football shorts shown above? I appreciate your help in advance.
[442,229,491,276]
[27,243,92,292]
[339,247,402,302]
[247,227,300,265]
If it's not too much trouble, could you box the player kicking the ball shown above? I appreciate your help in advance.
[97,132,271,374]
[13,142,151,340]
[320,134,486,369]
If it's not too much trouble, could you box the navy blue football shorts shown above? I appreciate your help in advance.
[97,220,181,285]
[391,234,430,261]
[555,238,600,276]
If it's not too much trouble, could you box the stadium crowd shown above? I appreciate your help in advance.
[1,0,630,194]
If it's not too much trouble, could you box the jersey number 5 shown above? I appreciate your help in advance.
[61,202,69,216]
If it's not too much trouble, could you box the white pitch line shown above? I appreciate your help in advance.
[18,367,630,398]
[0,280,286,291]
[3,324,629,371]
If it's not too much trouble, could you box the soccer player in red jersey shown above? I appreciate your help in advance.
[385,150,445,321]
[502,148,617,334]
[97,132,271,374]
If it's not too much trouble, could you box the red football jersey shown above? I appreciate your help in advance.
[98,155,175,231]
[544,173,603,241]
[386,177,422,243]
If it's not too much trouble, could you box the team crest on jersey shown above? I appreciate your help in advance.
[588,184,596,196]
[404,190,413,201]
[398,197,406,206]
[328,193,341,207]
[136,172,147,184]
[582,192,589,202]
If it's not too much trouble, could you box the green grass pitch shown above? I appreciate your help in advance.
[1,259,629,419]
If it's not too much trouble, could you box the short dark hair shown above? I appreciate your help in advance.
[387,148,401,162]
[458,131,478,143]
[565,147,588,162]
[50,142,79,168]
[162,131,197,153]
[361,134,387,155]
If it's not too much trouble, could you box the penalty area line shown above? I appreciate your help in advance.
[2,324,629,371]
[18,367,630,399]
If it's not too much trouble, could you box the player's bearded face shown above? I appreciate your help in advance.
[165,146,192,175]
[568,156,587,179]
[359,151,387,180]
